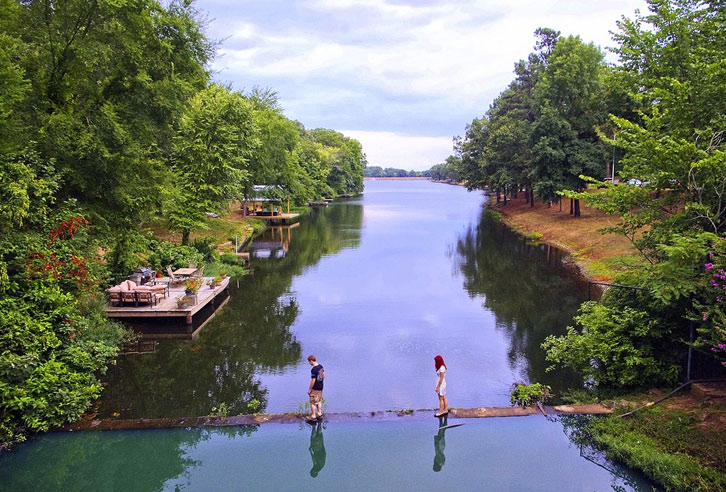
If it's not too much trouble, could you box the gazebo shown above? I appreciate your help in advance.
[241,185,290,218]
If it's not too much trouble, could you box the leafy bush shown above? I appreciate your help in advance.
[510,382,551,407]
[1,215,128,449]
[146,241,204,272]
[191,237,219,263]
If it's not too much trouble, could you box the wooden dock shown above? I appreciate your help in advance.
[105,276,230,324]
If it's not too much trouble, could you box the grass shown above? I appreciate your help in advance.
[491,194,642,282]
[588,408,726,491]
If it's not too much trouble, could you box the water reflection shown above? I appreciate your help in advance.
[308,421,327,477]
[433,414,449,472]
[0,426,258,492]
[558,415,656,492]
[98,204,363,418]
[452,209,589,397]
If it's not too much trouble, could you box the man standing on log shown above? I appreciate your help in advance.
[307,355,325,422]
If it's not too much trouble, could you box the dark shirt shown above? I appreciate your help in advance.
[311,364,324,391]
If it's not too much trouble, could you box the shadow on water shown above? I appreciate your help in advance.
[452,209,590,399]
[98,204,363,419]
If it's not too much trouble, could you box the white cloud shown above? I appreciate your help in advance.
[341,130,453,170]
[203,0,649,166]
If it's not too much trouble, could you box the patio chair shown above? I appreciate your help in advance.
[106,286,122,306]
[188,263,197,269]
[134,287,156,307]
[193,266,204,278]
[121,290,137,306]
[167,266,184,286]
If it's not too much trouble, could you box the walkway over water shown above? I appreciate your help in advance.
[64,404,612,432]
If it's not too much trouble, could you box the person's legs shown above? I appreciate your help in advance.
[442,395,448,413]
[309,390,322,419]
[436,395,445,416]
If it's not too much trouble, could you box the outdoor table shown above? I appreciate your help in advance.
[173,267,197,276]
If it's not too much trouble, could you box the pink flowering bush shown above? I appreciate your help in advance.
[697,237,726,366]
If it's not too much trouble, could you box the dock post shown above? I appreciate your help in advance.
[186,313,192,325]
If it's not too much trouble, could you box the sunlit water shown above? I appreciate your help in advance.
[98,180,589,418]
[0,417,655,491]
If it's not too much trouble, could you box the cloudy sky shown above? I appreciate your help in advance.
[199,0,649,170]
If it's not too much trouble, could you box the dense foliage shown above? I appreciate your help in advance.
[445,0,725,387]
[0,0,364,448]
[544,0,726,387]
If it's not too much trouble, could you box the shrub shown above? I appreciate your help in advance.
[146,241,204,271]
[510,382,552,407]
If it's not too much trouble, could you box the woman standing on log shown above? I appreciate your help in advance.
[434,355,448,417]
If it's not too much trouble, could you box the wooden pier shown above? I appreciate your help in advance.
[105,276,230,325]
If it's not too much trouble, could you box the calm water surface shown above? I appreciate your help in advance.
[98,180,588,418]
[0,417,654,491]
[2,181,658,490]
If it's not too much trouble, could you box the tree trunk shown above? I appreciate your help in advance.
[182,229,190,246]
[530,187,535,208]
[496,187,501,203]
[525,186,530,203]
[503,186,508,205]
[559,198,562,212]
[569,198,573,215]
[574,199,581,217]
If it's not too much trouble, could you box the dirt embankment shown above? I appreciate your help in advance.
[491,195,642,282]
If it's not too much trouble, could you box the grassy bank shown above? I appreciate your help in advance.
[490,194,643,282]
[578,390,726,491]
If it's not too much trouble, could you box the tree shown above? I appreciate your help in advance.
[545,0,726,383]
[532,35,608,215]
[167,84,258,244]
[15,0,213,231]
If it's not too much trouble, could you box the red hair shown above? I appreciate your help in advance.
[434,355,446,370]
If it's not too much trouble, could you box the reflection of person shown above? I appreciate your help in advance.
[307,355,325,421]
[434,355,448,417]
[433,414,448,472]
[309,421,327,477]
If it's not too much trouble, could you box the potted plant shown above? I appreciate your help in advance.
[214,275,223,286]
[185,278,201,295]
[220,272,227,279]
[176,296,190,309]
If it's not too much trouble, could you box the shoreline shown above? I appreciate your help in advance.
[482,194,641,283]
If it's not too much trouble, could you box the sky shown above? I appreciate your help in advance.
[199,0,649,171]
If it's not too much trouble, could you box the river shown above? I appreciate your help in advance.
[2,180,659,492]
[98,179,588,418]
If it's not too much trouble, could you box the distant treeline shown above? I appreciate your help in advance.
[364,166,426,178]
[364,164,460,181]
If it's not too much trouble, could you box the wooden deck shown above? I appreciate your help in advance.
[105,276,230,324]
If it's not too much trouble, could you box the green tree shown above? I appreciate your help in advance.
[532,35,608,215]
[15,0,212,231]
[167,84,259,244]
[545,0,726,384]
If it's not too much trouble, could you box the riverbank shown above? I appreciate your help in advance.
[486,191,726,490]
[576,383,726,491]
[489,194,642,282]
